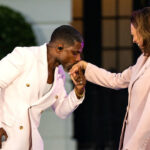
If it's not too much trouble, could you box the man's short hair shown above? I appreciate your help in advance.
[50,25,83,45]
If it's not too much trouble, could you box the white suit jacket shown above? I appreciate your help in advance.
[85,54,150,150]
[0,44,84,150]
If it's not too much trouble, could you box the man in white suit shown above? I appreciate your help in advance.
[0,25,86,150]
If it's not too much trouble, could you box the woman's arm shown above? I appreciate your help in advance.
[70,60,132,90]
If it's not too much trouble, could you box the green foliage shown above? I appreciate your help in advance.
[0,5,37,59]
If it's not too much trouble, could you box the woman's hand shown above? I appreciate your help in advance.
[69,60,88,76]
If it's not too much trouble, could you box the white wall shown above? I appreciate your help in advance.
[0,0,72,44]
[0,1,76,150]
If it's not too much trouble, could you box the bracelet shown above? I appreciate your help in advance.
[74,88,85,99]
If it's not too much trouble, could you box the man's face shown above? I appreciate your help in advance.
[59,41,84,72]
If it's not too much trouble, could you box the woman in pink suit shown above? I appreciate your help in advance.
[70,7,150,150]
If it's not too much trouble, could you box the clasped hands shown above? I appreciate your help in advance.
[69,61,87,99]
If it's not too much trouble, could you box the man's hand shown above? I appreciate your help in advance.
[70,67,86,99]
[0,128,8,149]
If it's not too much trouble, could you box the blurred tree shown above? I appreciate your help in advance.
[0,5,37,59]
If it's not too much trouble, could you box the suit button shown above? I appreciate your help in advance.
[19,126,23,130]
[41,110,44,114]
[55,95,58,99]
[26,83,30,87]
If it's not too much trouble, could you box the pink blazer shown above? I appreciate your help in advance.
[85,54,150,150]
[0,44,84,150]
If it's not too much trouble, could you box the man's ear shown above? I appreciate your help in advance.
[57,44,64,52]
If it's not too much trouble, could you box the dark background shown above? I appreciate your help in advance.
[73,0,150,150]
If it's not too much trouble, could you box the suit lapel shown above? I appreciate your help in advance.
[30,44,65,107]
[32,66,60,107]
[129,55,150,93]
[37,44,48,98]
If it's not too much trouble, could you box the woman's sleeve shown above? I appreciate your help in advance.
[85,63,133,90]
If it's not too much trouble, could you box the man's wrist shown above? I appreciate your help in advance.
[74,87,85,99]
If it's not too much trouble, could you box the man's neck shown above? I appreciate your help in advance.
[47,69,54,84]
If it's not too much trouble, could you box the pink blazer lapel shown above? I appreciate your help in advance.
[128,55,150,93]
